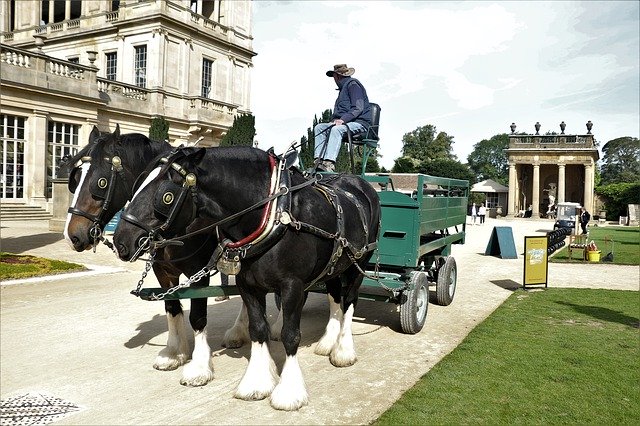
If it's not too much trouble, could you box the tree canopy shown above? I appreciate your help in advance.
[220,114,256,147]
[466,134,509,185]
[401,125,457,162]
[599,136,640,185]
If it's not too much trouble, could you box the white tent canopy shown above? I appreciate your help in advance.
[471,179,508,193]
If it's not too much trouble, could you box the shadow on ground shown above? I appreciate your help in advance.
[1,232,64,253]
[490,279,521,291]
[556,301,640,329]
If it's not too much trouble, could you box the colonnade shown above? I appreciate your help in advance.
[507,162,594,217]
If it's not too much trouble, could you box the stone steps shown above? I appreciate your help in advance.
[0,203,53,221]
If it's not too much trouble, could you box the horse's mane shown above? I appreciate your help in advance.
[157,146,267,176]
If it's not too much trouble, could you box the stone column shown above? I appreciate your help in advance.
[49,0,54,24]
[508,163,517,215]
[65,0,71,21]
[29,110,49,205]
[558,163,566,203]
[532,164,540,217]
[584,164,593,212]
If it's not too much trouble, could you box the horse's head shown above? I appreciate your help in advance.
[64,124,166,251]
[114,147,206,261]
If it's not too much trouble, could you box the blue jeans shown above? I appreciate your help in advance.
[314,122,366,162]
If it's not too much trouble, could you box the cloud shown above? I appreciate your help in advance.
[251,1,639,168]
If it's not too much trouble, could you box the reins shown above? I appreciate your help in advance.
[150,174,321,250]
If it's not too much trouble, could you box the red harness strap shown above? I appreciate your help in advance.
[226,155,277,249]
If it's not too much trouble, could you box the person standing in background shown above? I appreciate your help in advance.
[478,203,487,225]
[471,203,477,225]
[580,207,591,235]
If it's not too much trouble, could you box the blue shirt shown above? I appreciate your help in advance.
[333,77,372,125]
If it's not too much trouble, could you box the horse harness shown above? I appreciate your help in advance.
[128,149,377,299]
[67,154,132,251]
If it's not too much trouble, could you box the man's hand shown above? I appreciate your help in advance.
[333,119,345,126]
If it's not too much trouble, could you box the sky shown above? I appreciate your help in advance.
[249,1,639,169]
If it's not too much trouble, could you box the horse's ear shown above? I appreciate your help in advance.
[89,126,101,143]
[186,147,207,165]
[113,124,121,138]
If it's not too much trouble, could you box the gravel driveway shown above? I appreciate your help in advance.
[1,217,637,425]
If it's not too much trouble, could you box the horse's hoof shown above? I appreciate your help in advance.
[180,361,214,387]
[222,327,249,349]
[233,389,272,401]
[313,340,333,357]
[270,384,308,411]
[153,354,187,371]
[329,351,357,368]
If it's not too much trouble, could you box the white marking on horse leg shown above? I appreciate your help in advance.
[315,295,343,356]
[330,304,357,367]
[180,329,214,386]
[63,163,90,247]
[270,307,283,341]
[235,342,278,401]
[222,303,250,348]
[154,312,189,371]
[270,355,308,411]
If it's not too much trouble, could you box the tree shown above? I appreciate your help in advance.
[417,158,475,183]
[595,182,640,220]
[401,125,457,162]
[599,137,640,185]
[391,156,420,173]
[466,134,509,185]
[220,114,255,147]
[149,116,169,141]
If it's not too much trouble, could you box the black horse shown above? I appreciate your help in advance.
[113,146,381,410]
[63,125,251,387]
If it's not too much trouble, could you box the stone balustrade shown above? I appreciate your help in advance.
[509,134,594,149]
[98,78,148,100]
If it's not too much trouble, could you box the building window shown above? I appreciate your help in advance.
[111,1,120,11]
[68,57,79,64]
[486,193,499,208]
[106,52,117,81]
[134,45,147,88]
[0,114,26,199]
[201,58,213,98]
[46,121,80,198]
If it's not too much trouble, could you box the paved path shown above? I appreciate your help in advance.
[1,217,637,425]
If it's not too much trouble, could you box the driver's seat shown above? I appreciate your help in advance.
[343,103,381,174]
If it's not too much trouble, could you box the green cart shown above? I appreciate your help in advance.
[356,173,468,333]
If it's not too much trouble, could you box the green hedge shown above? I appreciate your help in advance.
[595,182,640,220]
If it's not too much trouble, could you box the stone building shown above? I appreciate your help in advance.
[506,122,599,218]
[0,0,255,212]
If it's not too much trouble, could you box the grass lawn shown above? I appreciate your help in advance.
[0,252,85,280]
[550,226,639,265]
[375,288,640,425]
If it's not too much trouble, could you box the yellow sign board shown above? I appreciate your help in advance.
[523,236,548,288]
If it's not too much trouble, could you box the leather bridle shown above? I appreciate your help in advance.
[67,154,132,248]
[120,158,198,261]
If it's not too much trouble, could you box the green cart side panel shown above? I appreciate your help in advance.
[376,190,420,267]
[364,173,468,269]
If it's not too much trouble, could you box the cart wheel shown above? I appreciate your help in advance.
[435,256,457,306]
[400,272,429,334]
